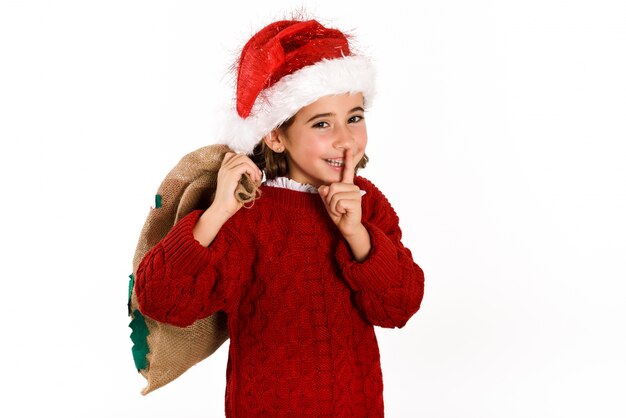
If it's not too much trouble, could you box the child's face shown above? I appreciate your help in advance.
[278,93,367,187]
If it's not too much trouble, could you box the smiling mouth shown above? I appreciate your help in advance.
[325,158,344,167]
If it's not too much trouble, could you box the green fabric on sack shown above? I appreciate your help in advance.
[154,194,162,208]
[129,309,150,371]
[127,274,134,316]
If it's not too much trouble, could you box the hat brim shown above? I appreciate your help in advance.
[218,55,376,154]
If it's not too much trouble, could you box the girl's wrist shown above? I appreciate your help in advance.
[343,223,367,240]
[205,202,235,225]
[193,205,233,247]
[343,224,372,262]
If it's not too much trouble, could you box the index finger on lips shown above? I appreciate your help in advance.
[341,148,355,184]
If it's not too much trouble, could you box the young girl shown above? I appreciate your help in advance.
[135,18,424,417]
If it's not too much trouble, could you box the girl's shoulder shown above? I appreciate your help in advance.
[354,176,400,225]
[354,176,391,206]
[354,176,381,195]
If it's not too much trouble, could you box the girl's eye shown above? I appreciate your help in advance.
[349,115,364,123]
[313,121,329,128]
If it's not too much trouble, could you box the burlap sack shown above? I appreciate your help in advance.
[128,144,259,395]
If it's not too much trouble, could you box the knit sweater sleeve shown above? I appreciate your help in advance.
[335,178,425,328]
[134,209,248,327]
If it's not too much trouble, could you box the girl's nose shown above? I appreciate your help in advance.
[333,124,355,150]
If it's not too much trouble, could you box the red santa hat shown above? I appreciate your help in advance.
[219,19,376,154]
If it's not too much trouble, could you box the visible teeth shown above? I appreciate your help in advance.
[325,159,344,167]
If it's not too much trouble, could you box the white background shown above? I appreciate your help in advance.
[1,1,625,417]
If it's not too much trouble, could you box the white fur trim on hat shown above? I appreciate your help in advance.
[217,55,376,154]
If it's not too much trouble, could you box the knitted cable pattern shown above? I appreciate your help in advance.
[135,176,424,417]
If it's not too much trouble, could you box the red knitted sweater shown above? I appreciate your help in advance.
[135,176,424,417]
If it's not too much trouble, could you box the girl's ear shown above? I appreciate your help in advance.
[263,129,285,153]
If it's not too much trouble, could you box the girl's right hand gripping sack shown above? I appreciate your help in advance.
[126,144,258,395]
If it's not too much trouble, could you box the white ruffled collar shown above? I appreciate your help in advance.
[263,177,367,197]
[263,177,319,194]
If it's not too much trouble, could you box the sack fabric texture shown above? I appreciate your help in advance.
[128,144,258,395]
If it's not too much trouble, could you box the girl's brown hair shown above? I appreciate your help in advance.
[251,116,369,181]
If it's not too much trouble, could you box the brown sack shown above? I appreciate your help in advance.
[128,144,259,395]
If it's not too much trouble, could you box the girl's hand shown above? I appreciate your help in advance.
[318,148,364,238]
[211,152,263,222]
[319,148,371,261]
[194,152,261,247]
